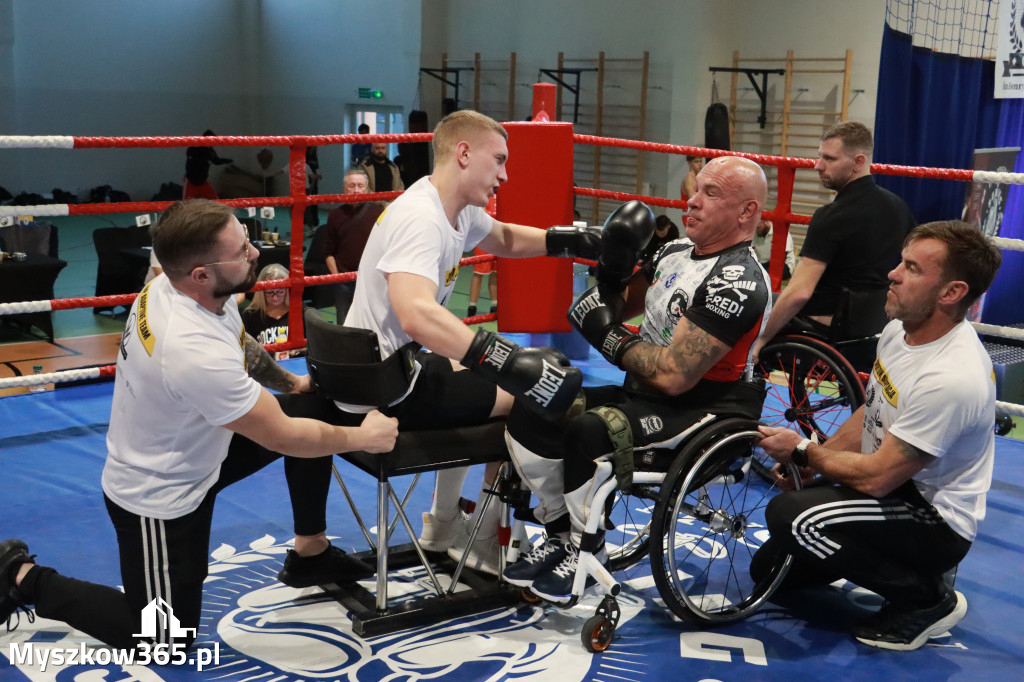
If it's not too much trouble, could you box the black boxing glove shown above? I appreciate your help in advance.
[545,224,603,260]
[596,200,656,290]
[461,329,583,415]
[567,284,643,367]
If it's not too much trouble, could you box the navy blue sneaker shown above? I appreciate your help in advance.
[1,539,35,631]
[502,537,566,588]
[530,542,607,605]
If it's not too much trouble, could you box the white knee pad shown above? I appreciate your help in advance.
[504,431,567,525]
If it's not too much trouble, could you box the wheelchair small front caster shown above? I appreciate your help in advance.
[581,595,621,652]
[581,614,615,652]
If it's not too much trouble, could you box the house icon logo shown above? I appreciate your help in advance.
[132,597,197,639]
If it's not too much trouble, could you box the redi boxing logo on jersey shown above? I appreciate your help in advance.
[706,290,746,319]
[524,358,570,408]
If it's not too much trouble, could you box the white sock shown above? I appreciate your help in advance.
[430,466,469,520]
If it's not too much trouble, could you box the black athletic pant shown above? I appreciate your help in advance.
[765,480,972,606]
[18,394,333,651]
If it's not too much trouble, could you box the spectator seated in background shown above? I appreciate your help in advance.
[753,219,796,281]
[242,263,299,360]
[324,169,383,322]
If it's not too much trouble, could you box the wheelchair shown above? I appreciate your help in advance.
[754,288,888,460]
[502,411,804,652]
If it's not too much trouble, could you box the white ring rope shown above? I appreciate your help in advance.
[0,367,101,389]
[971,323,1024,342]
[972,170,1024,184]
[0,204,71,218]
[990,237,1024,252]
[0,300,54,315]
[0,135,74,149]
[997,401,1024,419]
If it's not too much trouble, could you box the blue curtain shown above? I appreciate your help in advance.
[874,24,1022,325]
[981,100,1024,325]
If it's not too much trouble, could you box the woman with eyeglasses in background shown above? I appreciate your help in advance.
[241,263,298,359]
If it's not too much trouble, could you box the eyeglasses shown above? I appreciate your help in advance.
[265,289,287,296]
[195,238,253,269]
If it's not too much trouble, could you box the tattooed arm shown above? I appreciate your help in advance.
[243,333,310,394]
[620,316,732,396]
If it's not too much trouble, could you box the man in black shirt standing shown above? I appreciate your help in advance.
[754,122,915,355]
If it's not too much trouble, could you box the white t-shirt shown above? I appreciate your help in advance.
[345,176,493,359]
[102,276,262,519]
[752,226,796,274]
[862,319,996,541]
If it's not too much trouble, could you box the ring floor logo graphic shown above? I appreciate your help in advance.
[1,533,649,681]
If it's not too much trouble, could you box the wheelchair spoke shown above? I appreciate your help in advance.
[653,424,804,626]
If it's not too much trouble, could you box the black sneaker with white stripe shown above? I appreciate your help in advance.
[502,537,566,588]
[853,590,968,651]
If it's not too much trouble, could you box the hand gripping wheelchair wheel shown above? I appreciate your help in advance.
[757,335,864,441]
[650,418,803,626]
[754,335,865,484]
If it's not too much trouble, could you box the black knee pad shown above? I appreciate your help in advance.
[507,398,563,454]
[562,412,616,491]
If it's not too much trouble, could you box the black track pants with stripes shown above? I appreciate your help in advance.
[18,424,333,651]
[765,481,971,606]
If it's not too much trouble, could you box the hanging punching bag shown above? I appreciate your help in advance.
[705,103,731,151]
[705,78,731,151]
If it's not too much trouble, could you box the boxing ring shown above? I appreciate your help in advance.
[2,84,1024,680]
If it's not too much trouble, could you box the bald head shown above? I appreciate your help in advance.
[705,156,767,208]
[685,156,767,253]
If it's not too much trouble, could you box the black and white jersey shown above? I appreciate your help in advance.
[638,238,771,382]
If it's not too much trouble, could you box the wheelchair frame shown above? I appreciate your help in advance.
[505,414,803,652]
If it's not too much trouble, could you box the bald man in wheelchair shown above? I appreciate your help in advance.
[504,156,774,604]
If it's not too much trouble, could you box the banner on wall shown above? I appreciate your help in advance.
[997,0,1024,98]
[962,146,1020,321]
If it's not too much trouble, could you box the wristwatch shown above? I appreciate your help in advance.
[791,438,814,468]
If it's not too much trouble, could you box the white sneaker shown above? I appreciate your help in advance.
[418,510,468,552]
[448,527,501,576]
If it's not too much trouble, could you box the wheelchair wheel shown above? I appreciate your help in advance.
[758,335,865,442]
[649,418,802,627]
[605,482,659,572]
